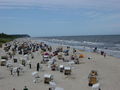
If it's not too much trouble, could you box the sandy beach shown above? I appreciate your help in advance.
[0,38,120,90]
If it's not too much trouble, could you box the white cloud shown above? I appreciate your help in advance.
[0,0,120,10]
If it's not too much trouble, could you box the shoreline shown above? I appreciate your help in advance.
[33,37,120,59]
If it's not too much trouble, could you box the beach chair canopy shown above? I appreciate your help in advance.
[1,59,6,62]
[58,52,63,55]
[49,81,56,86]
[44,74,53,78]
[32,71,39,76]
[59,65,64,68]
[92,83,100,90]
[13,56,18,59]
[64,67,71,70]
[44,74,52,78]
[0,59,6,66]
[43,55,49,58]
[68,61,75,65]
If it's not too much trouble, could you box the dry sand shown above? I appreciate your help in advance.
[0,39,120,90]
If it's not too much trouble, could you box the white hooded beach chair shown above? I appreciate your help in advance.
[44,74,53,84]
[13,56,18,63]
[49,81,56,88]
[64,66,71,75]
[18,64,25,73]
[59,65,64,72]
[92,83,100,90]
[32,71,40,83]
[0,59,6,66]
[32,71,39,77]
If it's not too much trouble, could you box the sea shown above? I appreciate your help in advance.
[33,35,120,58]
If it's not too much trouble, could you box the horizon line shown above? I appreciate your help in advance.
[33,34,120,38]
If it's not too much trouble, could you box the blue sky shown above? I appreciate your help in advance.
[0,0,120,37]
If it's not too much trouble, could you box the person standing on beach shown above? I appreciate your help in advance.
[23,86,28,90]
[37,63,40,71]
[93,47,97,52]
[29,63,31,69]
[10,67,13,75]
[16,68,20,76]
[104,53,106,58]
[13,88,16,90]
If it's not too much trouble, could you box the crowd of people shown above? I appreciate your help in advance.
[0,38,103,90]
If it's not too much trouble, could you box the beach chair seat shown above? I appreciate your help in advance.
[1,56,8,60]
[13,57,17,63]
[0,59,6,66]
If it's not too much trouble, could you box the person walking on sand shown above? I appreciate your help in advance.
[37,63,40,71]
[23,86,28,90]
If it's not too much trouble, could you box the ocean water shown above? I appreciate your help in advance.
[34,35,120,58]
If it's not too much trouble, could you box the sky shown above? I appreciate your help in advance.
[0,0,120,37]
